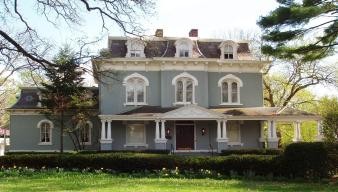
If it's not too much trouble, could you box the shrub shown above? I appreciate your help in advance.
[282,142,337,179]
[78,150,170,154]
[220,149,283,156]
[0,153,279,177]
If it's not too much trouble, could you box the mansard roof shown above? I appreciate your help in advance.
[8,87,99,110]
[107,37,252,59]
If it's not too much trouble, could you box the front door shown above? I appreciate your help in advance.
[176,123,194,150]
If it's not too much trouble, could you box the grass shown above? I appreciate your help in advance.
[0,171,337,192]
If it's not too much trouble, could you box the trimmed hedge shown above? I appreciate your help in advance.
[5,150,170,155]
[282,142,338,179]
[220,149,283,156]
[1,142,337,179]
[0,153,280,177]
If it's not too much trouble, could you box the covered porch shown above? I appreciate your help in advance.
[98,105,323,153]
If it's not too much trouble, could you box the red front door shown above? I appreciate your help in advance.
[176,123,194,150]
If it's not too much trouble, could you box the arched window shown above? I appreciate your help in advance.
[175,38,193,58]
[219,41,238,60]
[218,74,243,105]
[224,44,234,59]
[37,120,53,145]
[172,72,198,105]
[125,38,146,58]
[76,121,93,145]
[123,73,149,105]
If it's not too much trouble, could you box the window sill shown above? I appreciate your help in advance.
[38,142,52,146]
[124,143,148,148]
[228,142,243,146]
[173,102,197,106]
[219,103,243,106]
[124,102,148,106]
[81,142,91,145]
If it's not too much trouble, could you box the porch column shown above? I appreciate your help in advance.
[217,120,221,140]
[258,121,265,147]
[107,120,112,140]
[267,120,279,149]
[155,120,160,140]
[100,120,106,140]
[160,120,166,139]
[292,121,302,142]
[316,120,324,141]
[99,119,113,151]
[154,119,167,150]
[216,120,228,152]
[222,120,228,139]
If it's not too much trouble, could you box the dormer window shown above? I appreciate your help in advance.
[175,38,193,58]
[219,41,238,60]
[130,50,141,57]
[126,39,146,58]
[224,45,234,59]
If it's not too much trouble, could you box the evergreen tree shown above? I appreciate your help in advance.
[40,47,88,153]
[258,0,337,62]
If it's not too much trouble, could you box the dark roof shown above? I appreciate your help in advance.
[118,106,178,115]
[9,87,99,110]
[119,106,319,118]
[108,38,251,58]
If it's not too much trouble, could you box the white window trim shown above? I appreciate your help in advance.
[125,38,146,58]
[37,119,53,145]
[76,121,93,145]
[219,40,238,60]
[172,72,198,105]
[218,74,243,105]
[123,73,149,106]
[175,38,193,58]
[124,123,148,147]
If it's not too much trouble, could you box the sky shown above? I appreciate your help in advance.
[11,0,338,97]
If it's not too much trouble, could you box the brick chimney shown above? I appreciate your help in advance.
[155,29,163,37]
[189,29,198,37]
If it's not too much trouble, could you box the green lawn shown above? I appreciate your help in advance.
[0,172,336,192]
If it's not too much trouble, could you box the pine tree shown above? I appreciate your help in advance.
[40,47,86,153]
[258,0,337,62]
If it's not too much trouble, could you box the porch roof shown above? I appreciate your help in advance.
[99,105,320,121]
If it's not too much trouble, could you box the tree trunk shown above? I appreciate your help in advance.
[60,110,64,153]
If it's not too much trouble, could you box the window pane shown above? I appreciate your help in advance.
[224,54,229,59]
[126,86,134,102]
[179,50,189,57]
[176,80,183,102]
[40,123,50,143]
[81,123,90,142]
[229,54,233,59]
[232,82,238,103]
[126,124,145,144]
[222,82,228,103]
[135,79,145,102]
[186,80,193,102]
[227,121,240,142]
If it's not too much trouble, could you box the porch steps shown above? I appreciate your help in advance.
[172,152,218,156]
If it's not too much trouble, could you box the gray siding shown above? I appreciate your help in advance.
[208,72,263,107]
[100,71,263,114]
[10,115,100,151]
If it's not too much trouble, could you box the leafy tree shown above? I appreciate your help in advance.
[317,96,338,142]
[0,0,155,86]
[40,47,94,152]
[258,0,337,62]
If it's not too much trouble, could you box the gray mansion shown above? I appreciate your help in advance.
[8,29,323,152]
